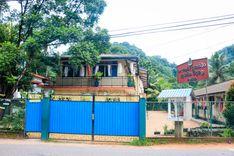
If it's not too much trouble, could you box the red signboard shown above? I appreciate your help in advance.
[177,58,209,83]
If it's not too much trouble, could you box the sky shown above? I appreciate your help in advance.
[98,0,234,64]
[7,0,234,64]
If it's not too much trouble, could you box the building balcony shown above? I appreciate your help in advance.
[50,76,131,87]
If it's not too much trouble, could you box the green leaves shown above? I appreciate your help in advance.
[68,41,100,67]
[22,37,41,58]
[0,42,20,72]
[0,106,25,132]
[223,86,234,128]
[209,52,229,84]
[0,0,109,97]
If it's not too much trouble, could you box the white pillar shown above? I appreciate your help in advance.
[80,65,85,77]
[107,65,111,76]
[175,102,178,120]
[117,62,122,76]
[94,65,99,74]
[130,62,135,74]
[168,99,171,119]
[64,66,68,77]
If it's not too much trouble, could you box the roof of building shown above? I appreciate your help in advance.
[194,80,234,96]
[158,88,193,99]
[61,54,138,61]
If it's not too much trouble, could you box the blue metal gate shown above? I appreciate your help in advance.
[94,101,139,136]
[25,100,42,132]
[49,100,92,134]
[25,97,144,139]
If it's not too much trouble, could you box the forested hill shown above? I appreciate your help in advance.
[207,44,234,85]
[217,44,234,63]
[110,42,234,99]
[110,42,177,83]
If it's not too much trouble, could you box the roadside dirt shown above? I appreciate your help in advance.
[0,139,234,150]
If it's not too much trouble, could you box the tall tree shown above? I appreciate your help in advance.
[0,0,109,98]
[209,52,229,84]
[223,84,234,128]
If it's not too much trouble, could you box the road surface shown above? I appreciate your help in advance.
[0,139,234,156]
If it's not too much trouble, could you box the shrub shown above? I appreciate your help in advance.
[200,122,210,128]
[0,106,24,132]
[223,85,234,128]
[129,139,153,146]
[163,124,168,135]
[221,128,234,138]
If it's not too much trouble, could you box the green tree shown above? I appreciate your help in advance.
[223,84,234,128]
[0,0,108,97]
[68,41,100,68]
[0,106,25,131]
[229,61,234,77]
[209,52,229,84]
[146,77,172,101]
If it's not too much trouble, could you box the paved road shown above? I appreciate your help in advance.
[0,139,234,156]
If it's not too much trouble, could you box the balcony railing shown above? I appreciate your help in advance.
[51,76,130,87]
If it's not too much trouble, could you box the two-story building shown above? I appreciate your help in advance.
[46,54,148,101]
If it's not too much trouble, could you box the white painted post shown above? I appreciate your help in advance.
[168,99,171,119]
[175,101,178,120]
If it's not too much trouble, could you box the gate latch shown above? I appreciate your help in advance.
[92,114,95,120]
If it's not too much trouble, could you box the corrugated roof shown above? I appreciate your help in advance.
[194,80,234,96]
[158,88,193,98]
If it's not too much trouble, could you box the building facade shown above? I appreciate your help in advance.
[194,80,234,123]
[46,54,148,101]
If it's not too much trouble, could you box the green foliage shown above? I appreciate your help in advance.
[223,85,234,128]
[146,77,172,101]
[163,124,168,135]
[129,139,153,146]
[200,122,210,128]
[209,52,229,84]
[93,71,103,81]
[0,0,109,97]
[0,106,25,132]
[154,139,169,144]
[69,41,100,68]
[110,42,180,101]
[0,42,21,72]
[221,128,234,138]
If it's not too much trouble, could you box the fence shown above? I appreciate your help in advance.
[25,95,146,141]
[145,100,233,138]
[52,76,129,87]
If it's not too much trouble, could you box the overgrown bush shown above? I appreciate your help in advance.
[221,128,234,138]
[0,106,24,132]
[200,122,210,128]
[223,85,234,128]
[163,124,168,135]
[129,139,153,146]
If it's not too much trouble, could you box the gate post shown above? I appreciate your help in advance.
[139,98,146,140]
[41,97,50,141]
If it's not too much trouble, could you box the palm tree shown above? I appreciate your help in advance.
[146,77,172,101]
[209,52,229,84]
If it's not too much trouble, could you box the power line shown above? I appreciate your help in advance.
[110,16,234,37]
[109,13,234,32]
[154,24,232,48]
[110,21,234,38]
[173,38,234,59]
